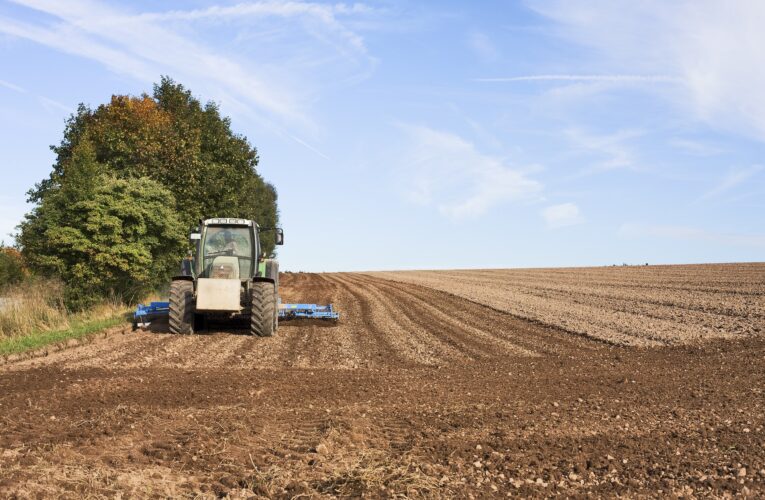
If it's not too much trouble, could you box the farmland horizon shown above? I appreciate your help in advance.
[285,260,765,274]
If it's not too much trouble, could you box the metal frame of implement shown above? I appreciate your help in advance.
[133,301,170,330]
[278,303,339,321]
[133,301,339,329]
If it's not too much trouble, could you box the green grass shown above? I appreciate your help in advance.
[0,315,127,357]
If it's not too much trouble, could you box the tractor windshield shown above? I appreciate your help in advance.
[202,226,253,278]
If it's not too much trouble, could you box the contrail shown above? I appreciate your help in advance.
[287,133,331,161]
[0,78,27,93]
[474,74,681,83]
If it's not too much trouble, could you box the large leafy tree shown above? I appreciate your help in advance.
[29,77,278,255]
[21,78,279,307]
[20,139,185,308]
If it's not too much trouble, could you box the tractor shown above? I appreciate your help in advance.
[168,218,284,336]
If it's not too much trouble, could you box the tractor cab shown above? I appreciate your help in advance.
[197,220,257,280]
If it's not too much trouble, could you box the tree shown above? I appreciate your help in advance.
[0,247,24,288]
[20,138,185,308]
[29,77,279,255]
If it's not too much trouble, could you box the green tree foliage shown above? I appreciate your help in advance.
[21,78,279,307]
[29,77,278,255]
[0,247,25,288]
[19,139,185,308]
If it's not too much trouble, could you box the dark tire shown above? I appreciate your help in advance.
[250,282,275,337]
[169,280,194,334]
[263,260,280,333]
[274,293,280,332]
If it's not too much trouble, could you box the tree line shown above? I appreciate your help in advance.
[13,77,278,308]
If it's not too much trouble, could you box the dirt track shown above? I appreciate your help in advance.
[1,271,764,497]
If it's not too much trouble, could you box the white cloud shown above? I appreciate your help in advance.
[669,138,725,157]
[0,0,376,132]
[565,128,642,174]
[467,32,499,62]
[530,0,765,142]
[700,165,763,201]
[618,223,765,248]
[541,202,582,228]
[136,2,372,57]
[474,74,679,83]
[401,125,542,219]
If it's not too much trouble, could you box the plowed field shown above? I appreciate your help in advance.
[371,263,765,346]
[1,267,764,498]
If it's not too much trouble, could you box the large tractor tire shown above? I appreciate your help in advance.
[250,281,276,337]
[169,280,195,334]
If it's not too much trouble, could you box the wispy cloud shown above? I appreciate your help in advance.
[700,165,763,201]
[565,128,642,174]
[400,124,542,219]
[467,32,499,62]
[37,96,74,115]
[541,202,583,228]
[0,78,27,93]
[619,223,765,248]
[474,74,680,83]
[1,76,74,115]
[135,2,372,58]
[529,1,765,141]
[0,0,377,137]
[669,138,725,157]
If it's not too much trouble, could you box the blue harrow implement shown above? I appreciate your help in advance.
[133,301,170,330]
[278,303,339,321]
[133,301,339,329]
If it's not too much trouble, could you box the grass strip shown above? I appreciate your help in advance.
[0,315,127,356]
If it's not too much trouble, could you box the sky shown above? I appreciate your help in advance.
[0,0,764,272]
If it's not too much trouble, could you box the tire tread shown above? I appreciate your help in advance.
[169,280,194,334]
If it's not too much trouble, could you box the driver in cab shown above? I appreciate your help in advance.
[219,230,240,255]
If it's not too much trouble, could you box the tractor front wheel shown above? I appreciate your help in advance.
[169,280,194,334]
[250,282,276,337]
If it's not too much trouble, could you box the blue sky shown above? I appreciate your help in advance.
[1,0,764,271]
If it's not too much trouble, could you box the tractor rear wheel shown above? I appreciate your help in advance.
[250,282,275,337]
[169,280,194,334]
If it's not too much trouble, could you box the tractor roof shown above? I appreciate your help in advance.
[202,218,254,226]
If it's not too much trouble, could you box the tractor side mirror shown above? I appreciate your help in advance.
[190,233,201,241]
[275,228,284,245]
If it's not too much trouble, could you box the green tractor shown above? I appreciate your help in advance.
[169,218,284,336]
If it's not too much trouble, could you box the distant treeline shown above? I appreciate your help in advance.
[15,77,278,308]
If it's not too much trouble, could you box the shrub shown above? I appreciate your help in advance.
[0,247,24,288]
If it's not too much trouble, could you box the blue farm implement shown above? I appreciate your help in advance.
[278,303,339,321]
[133,301,170,330]
[133,301,339,329]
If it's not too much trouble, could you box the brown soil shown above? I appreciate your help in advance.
[1,271,764,498]
[370,263,765,346]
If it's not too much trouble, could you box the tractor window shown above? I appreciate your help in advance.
[202,226,253,278]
